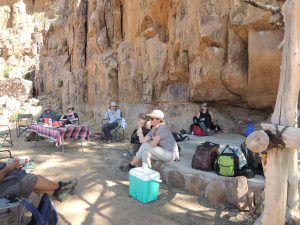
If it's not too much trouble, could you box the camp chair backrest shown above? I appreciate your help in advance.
[16,114,33,138]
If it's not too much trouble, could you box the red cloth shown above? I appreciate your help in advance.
[27,124,91,147]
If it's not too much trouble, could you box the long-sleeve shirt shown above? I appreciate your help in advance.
[105,109,122,123]
[38,111,56,121]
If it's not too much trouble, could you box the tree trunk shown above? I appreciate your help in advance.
[261,1,300,225]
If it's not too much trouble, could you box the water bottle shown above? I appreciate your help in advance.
[48,118,52,125]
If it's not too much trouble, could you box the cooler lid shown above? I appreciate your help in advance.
[129,167,161,181]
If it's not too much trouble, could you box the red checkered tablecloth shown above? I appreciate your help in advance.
[27,124,91,147]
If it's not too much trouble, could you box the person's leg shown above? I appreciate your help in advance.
[140,142,173,168]
[33,175,59,195]
[102,124,110,141]
[103,122,117,141]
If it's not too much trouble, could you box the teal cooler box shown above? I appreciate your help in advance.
[129,167,161,203]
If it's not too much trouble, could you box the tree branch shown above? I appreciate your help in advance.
[243,0,281,14]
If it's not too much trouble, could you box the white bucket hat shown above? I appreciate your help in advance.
[110,101,117,107]
[147,110,164,120]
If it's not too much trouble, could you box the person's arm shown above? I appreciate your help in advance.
[149,135,161,147]
[116,110,122,120]
[0,162,19,182]
[38,112,44,121]
[74,113,79,119]
[137,127,151,143]
[209,111,215,124]
[51,112,56,121]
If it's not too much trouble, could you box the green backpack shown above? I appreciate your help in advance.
[215,145,239,177]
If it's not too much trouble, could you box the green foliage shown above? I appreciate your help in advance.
[10,111,25,122]
[57,79,63,88]
[23,72,31,81]
[34,13,48,24]
[3,67,12,78]
[50,0,63,17]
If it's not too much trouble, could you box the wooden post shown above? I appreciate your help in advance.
[260,1,300,224]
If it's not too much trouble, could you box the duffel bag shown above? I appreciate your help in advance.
[191,141,220,171]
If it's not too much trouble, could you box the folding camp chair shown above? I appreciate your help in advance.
[0,149,20,224]
[101,118,125,142]
[16,114,33,138]
[0,125,13,147]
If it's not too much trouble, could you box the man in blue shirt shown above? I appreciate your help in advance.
[38,105,56,122]
[102,101,122,143]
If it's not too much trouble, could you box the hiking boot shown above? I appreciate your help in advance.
[54,188,74,202]
[58,178,78,190]
[119,163,135,172]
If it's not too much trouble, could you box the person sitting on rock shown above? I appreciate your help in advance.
[102,101,122,143]
[60,106,79,124]
[120,109,180,171]
[38,105,56,122]
[123,113,151,158]
[192,102,221,134]
[0,160,77,202]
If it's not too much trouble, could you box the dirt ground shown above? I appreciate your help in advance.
[1,131,258,225]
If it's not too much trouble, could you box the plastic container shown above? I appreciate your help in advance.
[44,118,49,124]
[129,167,161,203]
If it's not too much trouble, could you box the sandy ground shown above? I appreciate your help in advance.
[0,131,258,225]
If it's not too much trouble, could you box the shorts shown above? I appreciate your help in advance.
[0,173,38,198]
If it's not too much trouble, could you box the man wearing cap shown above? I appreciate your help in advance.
[38,105,56,122]
[120,109,180,171]
[102,101,122,143]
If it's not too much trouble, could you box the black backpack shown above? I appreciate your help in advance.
[172,132,189,142]
[241,142,264,176]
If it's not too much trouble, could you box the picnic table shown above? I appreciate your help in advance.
[27,124,91,153]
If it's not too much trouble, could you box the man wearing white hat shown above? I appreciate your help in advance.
[120,109,180,171]
[102,101,122,143]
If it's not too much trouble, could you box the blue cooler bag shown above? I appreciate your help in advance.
[129,167,161,203]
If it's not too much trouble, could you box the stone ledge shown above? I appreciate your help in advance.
[153,133,265,211]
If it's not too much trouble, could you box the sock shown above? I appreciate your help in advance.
[128,163,135,169]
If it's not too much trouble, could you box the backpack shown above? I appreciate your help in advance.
[191,141,220,171]
[21,194,58,225]
[130,128,150,144]
[192,125,205,136]
[215,145,239,177]
[236,165,256,179]
[240,142,264,176]
[172,132,189,142]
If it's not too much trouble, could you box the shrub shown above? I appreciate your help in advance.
[10,111,25,122]
[3,67,12,78]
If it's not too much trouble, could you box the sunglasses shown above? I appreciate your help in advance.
[202,105,207,108]
[150,118,159,121]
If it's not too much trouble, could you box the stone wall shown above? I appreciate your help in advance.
[0,0,285,132]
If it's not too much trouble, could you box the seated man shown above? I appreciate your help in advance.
[0,160,77,202]
[120,110,180,171]
[102,101,122,143]
[60,106,79,124]
[123,113,151,157]
[38,105,56,122]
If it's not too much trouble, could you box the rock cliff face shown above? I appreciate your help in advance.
[0,0,285,132]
